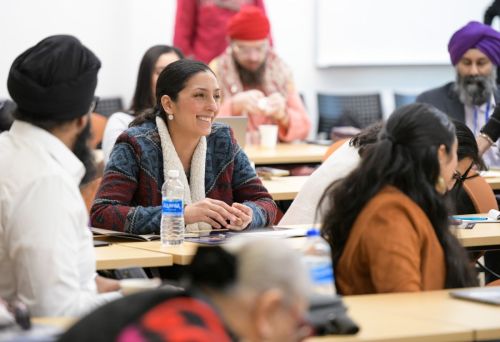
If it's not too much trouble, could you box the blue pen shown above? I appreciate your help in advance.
[452,216,488,221]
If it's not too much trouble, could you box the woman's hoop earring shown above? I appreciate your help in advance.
[167,114,174,121]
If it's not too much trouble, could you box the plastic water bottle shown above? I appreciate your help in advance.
[302,228,336,296]
[161,170,185,245]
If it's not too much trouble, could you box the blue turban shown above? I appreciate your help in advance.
[448,21,500,66]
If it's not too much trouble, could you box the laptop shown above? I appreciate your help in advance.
[450,287,500,305]
[214,116,248,148]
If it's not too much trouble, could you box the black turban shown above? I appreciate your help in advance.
[7,35,101,121]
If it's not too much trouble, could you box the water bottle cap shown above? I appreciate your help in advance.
[167,170,180,178]
[306,228,320,237]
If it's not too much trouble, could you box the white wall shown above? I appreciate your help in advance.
[1,0,488,137]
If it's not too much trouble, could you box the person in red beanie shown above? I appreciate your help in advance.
[173,0,267,64]
[210,6,311,143]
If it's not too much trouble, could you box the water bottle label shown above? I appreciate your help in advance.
[309,264,334,284]
[162,199,184,216]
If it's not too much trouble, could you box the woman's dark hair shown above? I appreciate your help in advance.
[131,59,214,126]
[453,120,485,170]
[129,45,184,115]
[448,120,485,214]
[320,103,477,289]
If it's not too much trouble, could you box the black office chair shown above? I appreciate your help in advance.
[394,92,417,109]
[94,97,124,117]
[317,93,382,137]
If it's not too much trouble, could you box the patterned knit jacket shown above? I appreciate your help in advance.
[90,121,277,234]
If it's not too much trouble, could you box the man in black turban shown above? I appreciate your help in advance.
[0,35,120,317]
[7,34,102,184]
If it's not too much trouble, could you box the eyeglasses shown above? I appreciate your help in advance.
[232,42,269,56]
[452,162,478,188]
[89,96,100,114]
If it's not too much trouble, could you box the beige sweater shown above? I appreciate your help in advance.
[336,186,446,295]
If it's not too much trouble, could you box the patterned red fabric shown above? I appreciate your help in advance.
[117,297,232,342]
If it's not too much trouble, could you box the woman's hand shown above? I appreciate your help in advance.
[185,199,240,229]
[226,202,253,231]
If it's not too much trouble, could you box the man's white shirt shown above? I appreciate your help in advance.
[465,96,498,167]
[0,120,119,317]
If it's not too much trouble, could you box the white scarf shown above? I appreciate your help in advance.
[156,117,211,235]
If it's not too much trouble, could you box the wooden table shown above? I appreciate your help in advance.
[34,289,500,341]
[262,176,308,200]
[95,244,173,270]
[244,143,328,165]
[117,241,199,266]
[454,222,500,250]
[479,170,500,190]
[307,289,500,341]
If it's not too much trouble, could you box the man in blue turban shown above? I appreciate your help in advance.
[417,21,500,164]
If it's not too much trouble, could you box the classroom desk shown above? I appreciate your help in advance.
[281,222,500,252]
[479,170,500,190]
[33,289,500,341]
[95,244,173,270]
[244,143,328,165]
[117,241,199,266]
[262,175,308,200]
[454,222,500,251]
[485,177,500,190]
[307,289,500,342]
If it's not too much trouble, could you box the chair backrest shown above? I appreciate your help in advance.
[317,93,382,136]
[394,93,417,109]
[462,173,499,213]
[94,97,124,117]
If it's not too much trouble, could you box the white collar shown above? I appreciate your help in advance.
[9,120,85,185]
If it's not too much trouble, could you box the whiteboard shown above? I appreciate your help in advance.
[315,0,493,67]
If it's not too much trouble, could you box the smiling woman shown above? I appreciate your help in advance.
[90,59,277,235]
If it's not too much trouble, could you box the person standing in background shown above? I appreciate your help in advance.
[173,0,268,63]
[210,6,310,142]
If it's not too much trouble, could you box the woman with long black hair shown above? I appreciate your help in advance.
[320,103,478,295]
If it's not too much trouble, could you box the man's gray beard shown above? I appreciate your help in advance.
[454,69,497,106]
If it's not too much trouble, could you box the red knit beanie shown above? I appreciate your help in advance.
[227,6,270,41]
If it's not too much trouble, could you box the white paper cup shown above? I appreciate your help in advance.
[259,124,278,149]
[119,278,161,295]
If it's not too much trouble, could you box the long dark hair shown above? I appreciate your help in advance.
[130,59,215,127]
[454,120,485,170]
[129,45,184,115]
[320,103,477,288]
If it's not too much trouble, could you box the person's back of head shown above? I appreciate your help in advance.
[8,35,100,131]
[7,34,101,185]
[188,238,309,342]
[454,120,484,169]
[321,103,477,289]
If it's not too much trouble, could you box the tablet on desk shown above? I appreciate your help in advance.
[450,287,500,305]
